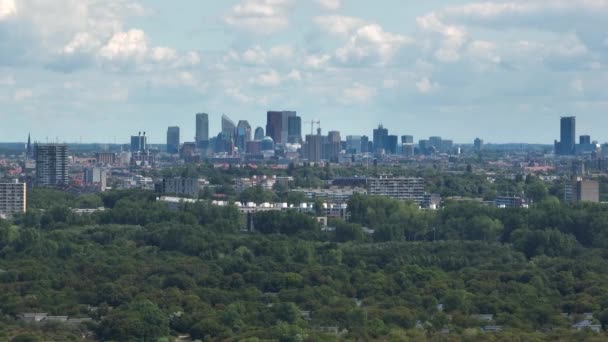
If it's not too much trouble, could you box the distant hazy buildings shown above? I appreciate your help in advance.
[0,180,26,217]
[84,167,108,192]
[304,134,322,163]
[221,114,236,140]
[130,132,147,153]
[35,144,68,187]
[373,125,388,153]
[346,135,362,154]
[261,136,275,151]
[95,152,116,166]
[325,131,341,161]
[195,113,209,148]
[236,120,252,152]
[474,138,484,151]
[166,126,180,154]
[401,135,414,144]
[287,116,302,143]
[386,135,398,155]
[254,127,265,141]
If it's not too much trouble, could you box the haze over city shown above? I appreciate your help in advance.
[1,0,607,143]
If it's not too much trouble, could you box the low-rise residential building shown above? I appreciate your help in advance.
[572,320,601,333]
[159,177,200,198]
[494,196,527,208]
[234,175,294,192]
[368,175,425,204]
[292,187,367,203]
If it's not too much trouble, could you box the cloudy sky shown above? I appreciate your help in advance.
[0,0,607,144]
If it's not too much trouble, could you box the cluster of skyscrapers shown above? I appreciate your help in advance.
[166,111,304,161]
[555,116,597,156]
[162,112,462,164]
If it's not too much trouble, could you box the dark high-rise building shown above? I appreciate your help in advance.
[419,140,429,155]
[166,126,180,154]
[246,140,262,155]
[236,120,252,152]
[386,135,398,154]
[361,135,370,153]
[195,113,209,147]
[266,111,296,144]
[34,144,68,187]
[215,132,234,154]
[441,140,454,153]
[580,135,591,145]
[401,135,414,144]
[373,125,388,153]
[325,131,342,161]
[428,136,443,152]
[305,134,322,163]
[556,116,576,155]
[254,127,265,141]
[474,138,484,151]
[130,132,147,152]
[287,116,302,143]
[346,135,362,154]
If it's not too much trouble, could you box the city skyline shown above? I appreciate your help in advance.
[1,1,608,143]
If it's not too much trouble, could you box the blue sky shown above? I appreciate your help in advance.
[0,0,607,144]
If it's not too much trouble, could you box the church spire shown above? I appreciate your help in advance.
[26,133,32,158]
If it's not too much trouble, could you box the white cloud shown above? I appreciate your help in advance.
[342,83,376,104]
[150,47,178,63]
[416,12,467,63]
[336,24,413,66]
[467,40,501,64]
[286,69,302,81]
[425,0,608,61]
[252,69,283,87]
[316,0,341,10]
[269,45,294,60]
[250,68,302,86]
[225,87,270,105]
[225,45,294,66]
[224,0,293,35]
[0,0,16,20]
[316,16,414,66]
[416,77,439,94]
[13,89,33,101]
[314,15,365,36]
[305,54,331,69]
[0,1,198,73]
[62,32,102,55]
[443,1,608,24]
[99,29,148,62]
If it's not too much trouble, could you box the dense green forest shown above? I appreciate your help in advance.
[1,189,608,341]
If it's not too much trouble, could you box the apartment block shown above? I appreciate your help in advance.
[0,180,26,217]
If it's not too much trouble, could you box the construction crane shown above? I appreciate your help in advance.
[304,120,321,135]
